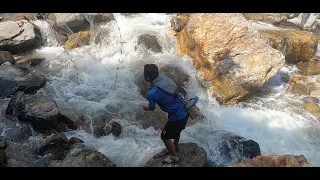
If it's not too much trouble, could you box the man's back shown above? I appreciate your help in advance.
[147,87,188,121]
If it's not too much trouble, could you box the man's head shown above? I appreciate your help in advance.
[144,64,159,82]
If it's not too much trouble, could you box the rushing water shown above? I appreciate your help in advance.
[1,13,320,167]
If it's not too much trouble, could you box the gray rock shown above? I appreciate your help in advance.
[0,20,42,54]
[50,145,116,167]
[6,92,59,132]
[302,96,320,104]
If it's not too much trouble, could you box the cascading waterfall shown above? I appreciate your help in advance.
[1,13,319,167]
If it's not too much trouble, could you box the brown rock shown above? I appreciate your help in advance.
[297,56,320,76]
[260,30,319,62]
[304,102,320,116]
[231,154,311,167]
[176,13,285,105]
[64,31,91,49]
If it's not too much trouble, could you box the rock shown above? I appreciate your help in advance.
[231,154,311,167]
[39,133,71,160]
[49,13,90,34]
[304,102,320,116]
[0,118,32,142]
[170,14,189,32]
[49,13,108,34]
[136,74,150,98]
[121,13,136,17]
[176,13,285,105]
[297,56,320,76]
[260,30,319,62]
[167,28,177,36]
[144,143,207,167]
[15,74,47,94]
[159,64,189,88]
[0,148,7,167]
[287,83,309,95]
[0,20,42,54]
[243,13,299,25]
[0,51,15,65]
[101,13,114,22]
[69,137,84,145]
[64,31,90,50]
[218,133,261,163]
[310,89,320,97]
[106,121,122,137]
[5,142,38,167]
[33,154,55,167]
[50,145,116,167]
[91,115,108,138]
[0,141,7,148]
[302,96,319,103]
[291,75,308,84]
[0,17,3,21]
[136,34,162,53]
[15,56,45,66]
[57,108,81,130]
[6,91,59,132]
[0,77,18,98]
[0,64,46,96]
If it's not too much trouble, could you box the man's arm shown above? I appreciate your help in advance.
[143,89,157,111]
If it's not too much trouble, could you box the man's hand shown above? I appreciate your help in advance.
[143,105,149,111]
[143,105,155,111]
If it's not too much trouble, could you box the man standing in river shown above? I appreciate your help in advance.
[142,64,189,163]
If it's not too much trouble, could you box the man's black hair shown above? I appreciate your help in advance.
[144,64,159,82]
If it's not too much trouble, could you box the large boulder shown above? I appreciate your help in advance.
[6,91,59,132]
[0,20,42,54]
[0,51,15,65]
[176,13,285,105]
[231,154,311,167]
[144,143,208,167]
[297,56,320,76]
[50,144,116,167]
[260,30,319,62]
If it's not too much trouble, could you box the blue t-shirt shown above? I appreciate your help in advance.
[147,87,188,121]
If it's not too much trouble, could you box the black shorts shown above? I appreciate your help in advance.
[161,115,189,139]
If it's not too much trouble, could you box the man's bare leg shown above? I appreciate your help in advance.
[162,138,176,156]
